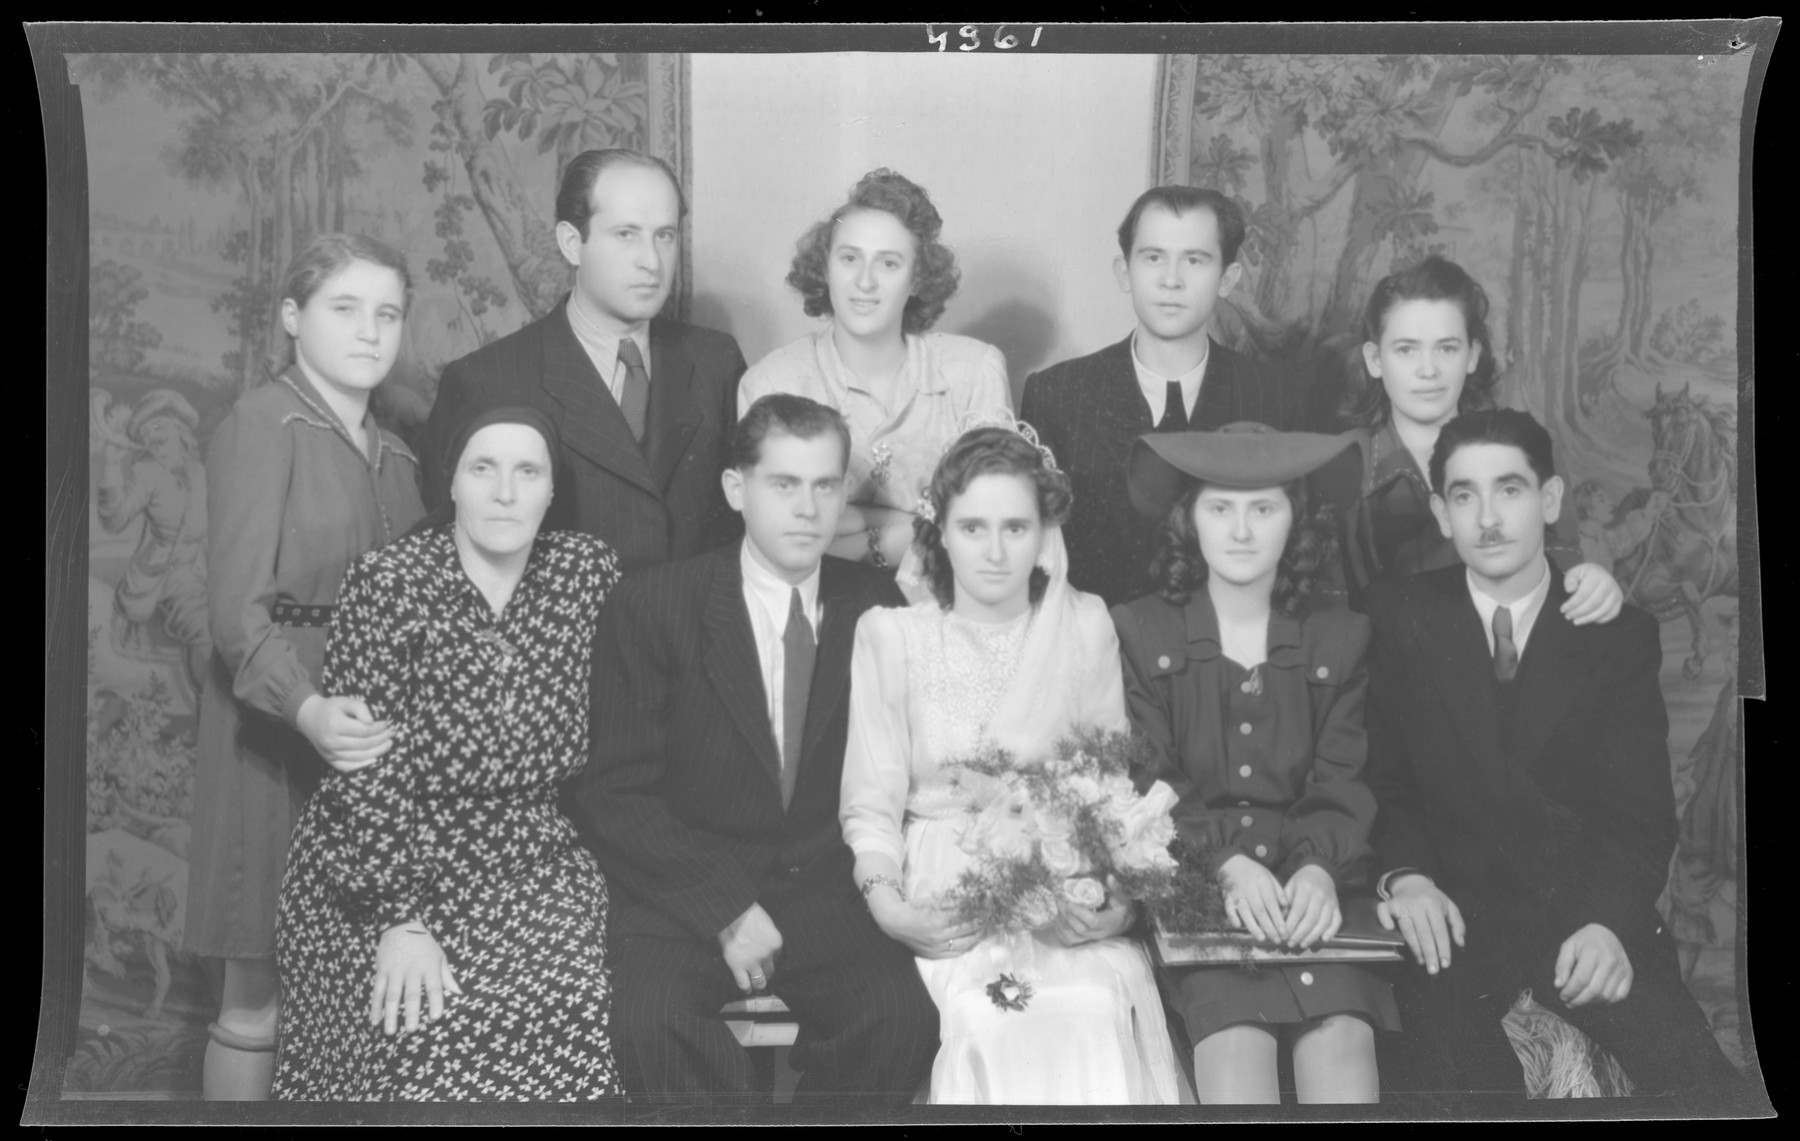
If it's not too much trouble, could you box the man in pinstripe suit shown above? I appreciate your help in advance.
[570,395,938,1107]
[1019,186,1312,610]
[425,149,746,575]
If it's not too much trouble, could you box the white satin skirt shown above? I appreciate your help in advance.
[903,817,1183,1105]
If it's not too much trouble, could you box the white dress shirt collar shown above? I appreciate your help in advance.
[566,295,652,399]
[740,541,822,759]
[1466,555,1553,659]
[1129,330,1209,424]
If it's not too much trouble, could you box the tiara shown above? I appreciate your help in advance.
[954,409,1060,473]
[915,410,1061,525]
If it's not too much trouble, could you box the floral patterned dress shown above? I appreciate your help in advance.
[271,528,622,1101]
[841,595,1183,1104]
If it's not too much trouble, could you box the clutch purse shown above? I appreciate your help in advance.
[1152,895,1407,967]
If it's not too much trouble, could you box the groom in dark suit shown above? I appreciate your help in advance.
[570,394,937,1107]
[1364,409,1744,1100]
[1019,186,1310,610]
[425,148,745,573]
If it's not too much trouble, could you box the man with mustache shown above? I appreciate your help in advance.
[426,149,746,574]
[570,394,938,1107]
[1362,409,1745,1101]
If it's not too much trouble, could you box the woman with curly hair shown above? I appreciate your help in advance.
[738,169,1011,584]
[1339,256,1621,623]
[1112,423,1395,1103]
[840,424,1182,1104]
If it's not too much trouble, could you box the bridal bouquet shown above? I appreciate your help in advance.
[932,728,1185,934]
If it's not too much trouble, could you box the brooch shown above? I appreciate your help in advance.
[868,441,894,486]
[474,627,521,659]
[985,973,1033,1013]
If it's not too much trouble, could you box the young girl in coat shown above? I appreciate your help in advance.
[183,234,425,1099]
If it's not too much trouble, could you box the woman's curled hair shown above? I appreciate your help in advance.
[785,168,961,335]
[915,426,1072,610]
[1148,478,1338,616]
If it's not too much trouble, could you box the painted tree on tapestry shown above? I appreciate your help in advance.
[1170,50,1749,1069]
[68,51,673,1097]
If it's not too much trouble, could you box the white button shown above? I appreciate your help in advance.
[1254,844,1269,858]
[1240,815,1254,828]
[1157,655,1172,669]
[1239,722,1253,735]
[1316,666,1330,679]
[1300,971,1315,986]
[1238,765,1252,778]
[1241,680,1255,693]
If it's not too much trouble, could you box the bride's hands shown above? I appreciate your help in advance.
[868,893,982,960]
[1047,876,1137,947]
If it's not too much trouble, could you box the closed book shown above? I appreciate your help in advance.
[1153,895,1407,966]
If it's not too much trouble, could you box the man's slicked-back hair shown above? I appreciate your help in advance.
[730,393,852,474]
[1428,408,1557,497]
[556,149,688,241]
[1115,185,1247,266]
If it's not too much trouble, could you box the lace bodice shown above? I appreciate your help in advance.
[898,605,1034,773]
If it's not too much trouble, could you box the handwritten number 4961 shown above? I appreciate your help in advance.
[926,25,1044,51]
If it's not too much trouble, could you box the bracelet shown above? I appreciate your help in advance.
[859,874,905,904]
[867,527,889,569]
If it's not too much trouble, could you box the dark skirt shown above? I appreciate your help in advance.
[1170,961,1400,1041]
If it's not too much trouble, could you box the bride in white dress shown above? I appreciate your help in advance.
[840,425,1183,1105]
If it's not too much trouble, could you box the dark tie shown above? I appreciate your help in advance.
[616,337,650,442]
[1491,605,1519,683]
[1155,379,1188,431]
[781,588,816,809]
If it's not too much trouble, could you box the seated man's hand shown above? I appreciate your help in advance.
[1561,562,1624,625]
[1376,873,1466,974]
[1555,923,1633,1007]
[718,903,783,995]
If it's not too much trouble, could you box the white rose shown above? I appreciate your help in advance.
[1062,876,1108,909]
[1041,835,1085,877]
[1107,780,1181,869]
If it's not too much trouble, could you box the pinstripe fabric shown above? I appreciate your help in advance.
[569,548,936,1102]
[425,298,747,574]
[1019,334,1313,611]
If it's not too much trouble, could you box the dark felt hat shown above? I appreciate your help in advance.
[1126,422,1363,521]
[411,395,575,537]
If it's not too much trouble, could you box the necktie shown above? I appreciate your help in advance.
[1155,379,1188,431]
[781,588,816,809]
[1491,605,1519,683]
[616,337,650,442]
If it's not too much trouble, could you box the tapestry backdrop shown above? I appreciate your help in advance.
[70,51,686,1096]
[1155,51,1748,1065]
[65,47,1752,1098]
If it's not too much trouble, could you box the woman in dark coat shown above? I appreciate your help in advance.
[183,234,425,1100]
[1112,424,1395,1104]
